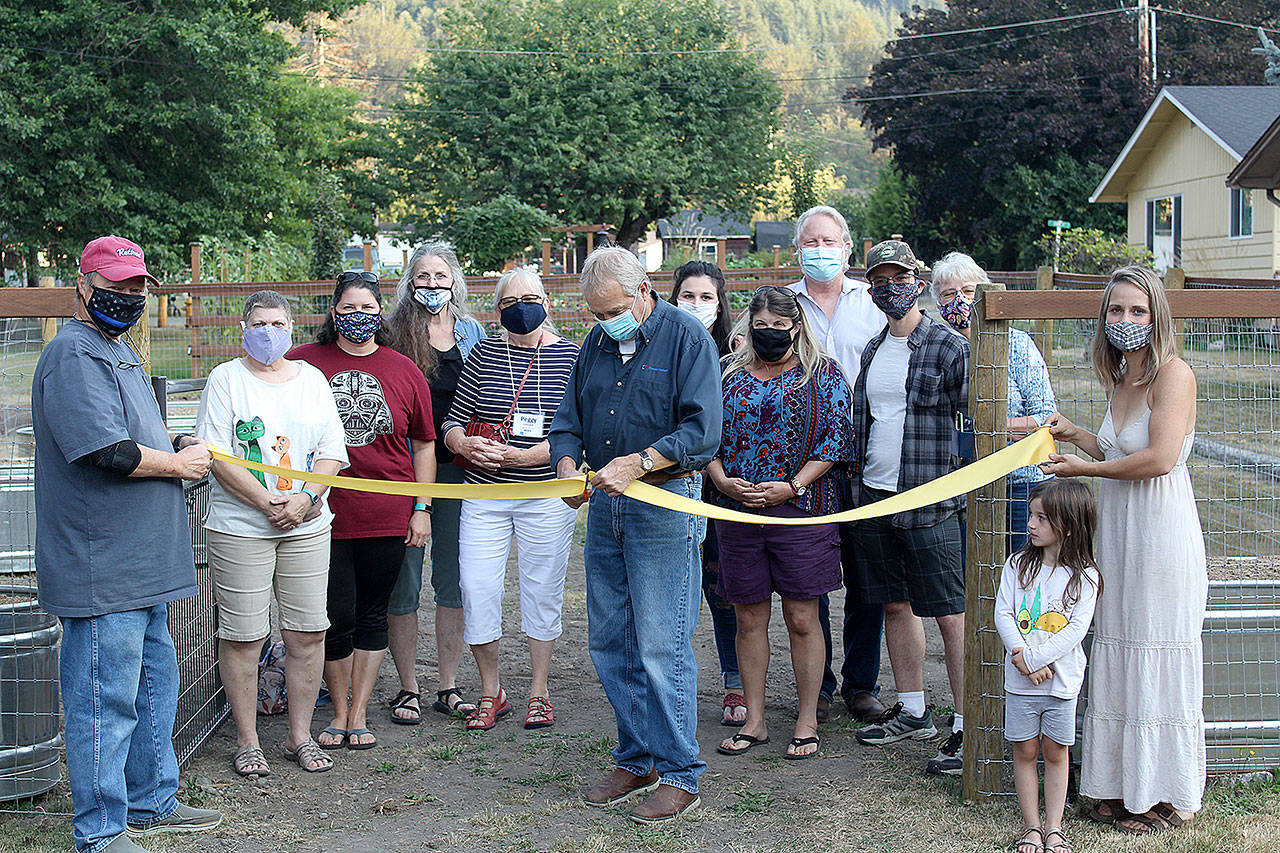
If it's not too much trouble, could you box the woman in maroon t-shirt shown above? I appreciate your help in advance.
[292,271,436,750]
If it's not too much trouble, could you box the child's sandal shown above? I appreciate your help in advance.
[1043,829,1072,853]
[1014,826,1043,853]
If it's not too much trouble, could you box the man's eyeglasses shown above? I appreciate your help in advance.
[869,273,918,289]
[337,271,379,285]
[497,295,544,310]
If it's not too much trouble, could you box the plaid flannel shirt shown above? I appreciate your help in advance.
[851,313,969,528]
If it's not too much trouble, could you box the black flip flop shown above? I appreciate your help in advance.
[784,736,820,760]
[389,689,421,726]
[716,732,770,755]
[346,727,377,750]
[316,726,347,751]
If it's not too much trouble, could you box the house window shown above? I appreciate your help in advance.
[1230,188,1253,238]
[1145,195,1181,270]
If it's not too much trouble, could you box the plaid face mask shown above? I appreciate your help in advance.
[1104,320,1153,352]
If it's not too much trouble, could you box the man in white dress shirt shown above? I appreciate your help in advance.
[786,205,888,722]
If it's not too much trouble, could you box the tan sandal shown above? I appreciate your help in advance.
[281,738,333,773]
[1013,826,1043,853]
[1043,829,1072,852]
[232,744,270,777]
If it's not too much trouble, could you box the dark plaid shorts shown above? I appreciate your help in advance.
[848,486,965,617]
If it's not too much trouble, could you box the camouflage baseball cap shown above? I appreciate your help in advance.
[865,239,920,278]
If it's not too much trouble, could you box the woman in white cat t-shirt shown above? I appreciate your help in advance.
[196,290,348,777]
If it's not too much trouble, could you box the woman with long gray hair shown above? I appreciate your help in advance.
[382,243,486,723]
[707,286,854,760]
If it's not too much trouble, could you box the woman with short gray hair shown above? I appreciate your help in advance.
[196,289,349,775]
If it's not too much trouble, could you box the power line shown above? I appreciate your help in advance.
[1151,6,1280,36]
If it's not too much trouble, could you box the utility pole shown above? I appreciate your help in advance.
[1137,0,1156,86]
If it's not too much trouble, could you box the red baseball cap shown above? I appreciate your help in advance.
[78,235,158,285]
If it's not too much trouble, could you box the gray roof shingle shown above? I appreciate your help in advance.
[1165,86,1280,158]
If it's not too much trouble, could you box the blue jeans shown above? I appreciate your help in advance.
[60,604,181,853]
[585,476,707,794]
[821,520,885,702]
[1007,479,1033,555]
[700,521,741,691]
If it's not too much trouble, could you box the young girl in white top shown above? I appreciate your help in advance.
[995,479,1102,853]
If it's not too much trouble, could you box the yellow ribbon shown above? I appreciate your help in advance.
[207,428,1054,525]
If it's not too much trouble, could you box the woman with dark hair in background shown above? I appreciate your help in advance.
[667,260,746,726]
[383,244,486,723]
[292,271,436,750]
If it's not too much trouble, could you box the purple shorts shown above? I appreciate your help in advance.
[714,505,842,604]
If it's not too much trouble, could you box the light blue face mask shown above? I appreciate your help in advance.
[800,246,846,283]
[599,292,641,341]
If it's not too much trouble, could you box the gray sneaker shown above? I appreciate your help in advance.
[126,802,223,836]
[926,729,963,775]
[854,702,937,745]
[103,835,150,852]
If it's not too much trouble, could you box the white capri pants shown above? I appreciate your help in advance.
[458,496,577,645]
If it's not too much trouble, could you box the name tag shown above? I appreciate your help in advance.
[512,410,545,438]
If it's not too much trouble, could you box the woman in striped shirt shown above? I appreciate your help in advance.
[442,267,580,731]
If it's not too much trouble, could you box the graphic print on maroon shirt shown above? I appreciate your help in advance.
[290,342,435,539]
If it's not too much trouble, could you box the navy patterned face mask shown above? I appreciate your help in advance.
[86,286,146,335]
[333,310,382,344]
[871,279,920,320]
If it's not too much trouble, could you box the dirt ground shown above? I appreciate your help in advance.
[5,522,1280,853]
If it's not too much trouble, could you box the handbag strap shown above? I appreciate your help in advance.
[502,336,542,425]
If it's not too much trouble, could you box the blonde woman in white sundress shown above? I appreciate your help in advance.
[1040,266,1205,838]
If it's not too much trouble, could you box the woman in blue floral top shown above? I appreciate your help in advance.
[706,286,854,760]
[931,252,1057,551]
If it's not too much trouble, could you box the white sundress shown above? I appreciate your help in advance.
[1080,400,1208,814]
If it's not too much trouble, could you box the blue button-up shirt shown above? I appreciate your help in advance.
[549,297,722,472]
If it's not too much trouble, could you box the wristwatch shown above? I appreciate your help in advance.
[413,502,433,514]
[301,488,320,506]
[789,479,807,497]
[638,450,655,472]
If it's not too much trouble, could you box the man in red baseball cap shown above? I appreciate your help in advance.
[33,236,221,852]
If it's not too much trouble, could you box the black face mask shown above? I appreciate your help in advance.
[751,326,795,363]
[85,286,146,336]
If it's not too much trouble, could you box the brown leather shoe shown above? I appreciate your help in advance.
[629,784,700,825]
[582,768,660,808]
[846,691,887,723]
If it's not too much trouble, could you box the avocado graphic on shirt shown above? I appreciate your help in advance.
[235,417,267,487]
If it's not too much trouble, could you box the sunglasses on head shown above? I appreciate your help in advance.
[337,270,379,285]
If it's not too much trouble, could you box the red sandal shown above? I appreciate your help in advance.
[465,688,512,731]
[722,692,747,727]
[524,696,555,729]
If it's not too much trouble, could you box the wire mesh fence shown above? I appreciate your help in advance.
[965,281,1280,798]
[0,310,227,813]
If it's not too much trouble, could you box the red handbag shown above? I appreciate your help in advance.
[453,346,538,471]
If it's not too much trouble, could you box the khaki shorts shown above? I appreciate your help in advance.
[207,527,331,641]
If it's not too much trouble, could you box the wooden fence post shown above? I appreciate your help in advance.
[863,238,873,268]
[962,281,1011,801]
[716,238,727,269]
[157,293,168,328]
[1166,266,1186,345]
[189,242,202,378]
[542,237,552,274]
[39,269,57,348]
[1034,265,1055,364]
[135,288,152,368]
[772,245,781,267]
[362,241,373,273]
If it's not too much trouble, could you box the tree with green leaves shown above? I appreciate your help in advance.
[437,196,560,275]
[0,0,372,279]
[388,0,782,248]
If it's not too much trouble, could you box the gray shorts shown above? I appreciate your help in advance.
[1004,692,1077,746]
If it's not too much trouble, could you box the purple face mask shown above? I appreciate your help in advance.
[242,324,293,365]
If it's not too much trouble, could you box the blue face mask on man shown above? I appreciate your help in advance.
[800,246,846,283]
[599,292,641,341]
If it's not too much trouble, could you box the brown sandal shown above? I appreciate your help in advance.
[1116,803,1188,834]
[1084,798,1128,824]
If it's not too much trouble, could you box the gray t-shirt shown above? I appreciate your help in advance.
[32,320,195,617]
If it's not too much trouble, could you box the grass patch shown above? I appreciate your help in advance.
[727,788,773,814]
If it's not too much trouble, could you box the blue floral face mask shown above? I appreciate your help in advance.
[413,287,452,314]
[333,310,381,344]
